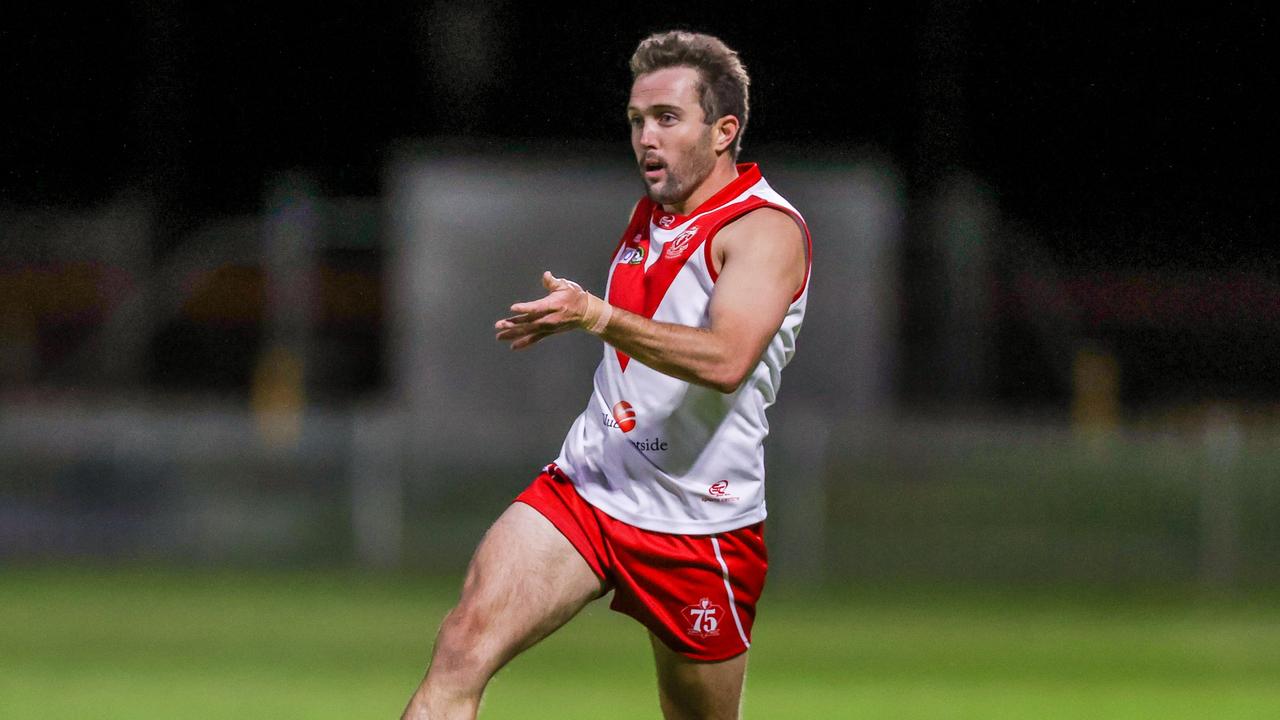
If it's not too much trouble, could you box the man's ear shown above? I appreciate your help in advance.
[713,115,740,154]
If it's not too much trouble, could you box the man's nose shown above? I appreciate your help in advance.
[638,119,659,147]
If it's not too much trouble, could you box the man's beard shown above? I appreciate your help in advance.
[643,133,717,207]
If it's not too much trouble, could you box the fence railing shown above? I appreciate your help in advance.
[3,401,1274,589]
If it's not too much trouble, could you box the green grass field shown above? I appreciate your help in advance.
[3,566,1279,719]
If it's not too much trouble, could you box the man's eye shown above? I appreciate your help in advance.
[628,116,642,127]
[660,113,678,124]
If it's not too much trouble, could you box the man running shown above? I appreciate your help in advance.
[402,29,810,720]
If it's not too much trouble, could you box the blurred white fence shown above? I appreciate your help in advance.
[2,401,1277,589]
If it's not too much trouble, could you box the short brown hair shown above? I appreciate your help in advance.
[630,31,751,157]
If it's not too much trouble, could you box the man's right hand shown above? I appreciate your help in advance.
[494,271,597,350]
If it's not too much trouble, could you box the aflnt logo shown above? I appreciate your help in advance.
[611,400,637,432]
[664,225,698,259]
[658,214,676,229]
[619,245,645,265]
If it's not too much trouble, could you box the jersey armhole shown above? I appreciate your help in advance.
[702,202,812,303]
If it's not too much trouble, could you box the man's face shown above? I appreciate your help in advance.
[627,66,718,207]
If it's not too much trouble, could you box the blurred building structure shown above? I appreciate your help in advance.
[3,149,1278,590]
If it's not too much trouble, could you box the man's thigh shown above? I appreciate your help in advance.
[650,633,748,720]
[446,502,608,667]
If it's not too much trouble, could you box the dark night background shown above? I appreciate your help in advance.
[3,1,1277,407]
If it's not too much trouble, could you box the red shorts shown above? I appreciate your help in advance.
[515,464,767,662]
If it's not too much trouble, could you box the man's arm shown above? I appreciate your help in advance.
[494,207,806,394]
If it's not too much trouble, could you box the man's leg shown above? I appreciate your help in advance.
[401,502,607,720]
[649,634,749,720]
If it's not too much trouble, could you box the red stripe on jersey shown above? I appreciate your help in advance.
[608,220,709,371]
[607,200,655,370]
[611,198,655,270]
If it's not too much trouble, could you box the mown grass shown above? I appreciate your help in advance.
[2,566,1278,719]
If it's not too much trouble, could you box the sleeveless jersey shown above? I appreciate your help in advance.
[554,163,812,534]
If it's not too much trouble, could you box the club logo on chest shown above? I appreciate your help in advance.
[664,225,699,259]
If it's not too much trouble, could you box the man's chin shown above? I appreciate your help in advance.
[645,181,686,207]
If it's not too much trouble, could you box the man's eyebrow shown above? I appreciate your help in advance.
[625,103,684,115]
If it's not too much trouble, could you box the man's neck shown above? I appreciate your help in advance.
[664,156,739,216]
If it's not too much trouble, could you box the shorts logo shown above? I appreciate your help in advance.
[658,214,676,229]
[664,226,698,259]
[684,597,723,638]
[611,400,637,433]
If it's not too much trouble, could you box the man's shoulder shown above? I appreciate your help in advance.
[718,206,804,245]
[706,205,807,292]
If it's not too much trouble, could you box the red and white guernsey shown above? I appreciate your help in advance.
[554,163,812,534]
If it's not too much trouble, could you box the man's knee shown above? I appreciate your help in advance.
[402,605,497,718]
[429,603,499,683]
[652,640,747,720]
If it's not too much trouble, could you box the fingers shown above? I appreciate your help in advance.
[509,290,561,316]
[495,321,548,350]
[495,312,563,337]
[543,271,584,294]
[509,302,547,317]
[497,303,556,327]
[495,314,529,329]
[495,314,556,346]
[510,330,549,350]
[510,291,567,316]
[495,322,537,341]
[494,272,584,350]
[513,272,583,315]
